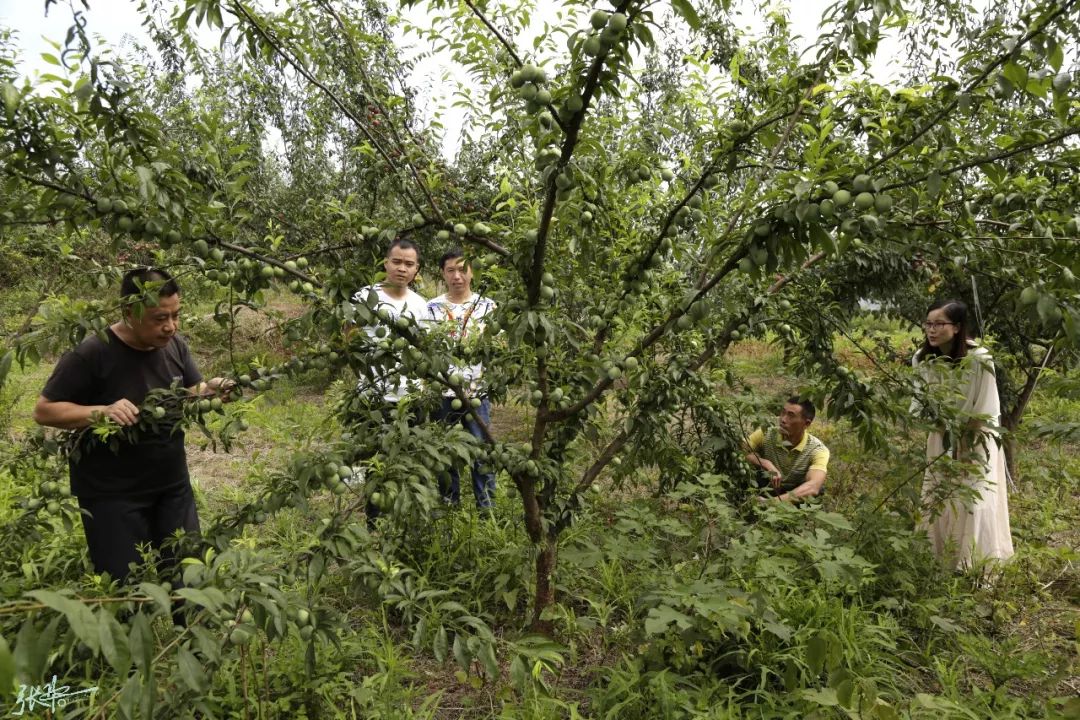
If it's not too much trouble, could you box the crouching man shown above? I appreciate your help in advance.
[745,396,829,502]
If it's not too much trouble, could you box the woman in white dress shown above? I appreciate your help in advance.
[912,299,1015,570]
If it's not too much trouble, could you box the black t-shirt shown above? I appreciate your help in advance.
[41,327,203,498]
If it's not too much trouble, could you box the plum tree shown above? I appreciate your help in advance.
[0,0,1078,714]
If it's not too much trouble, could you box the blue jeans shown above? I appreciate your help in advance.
[434,397,495,508]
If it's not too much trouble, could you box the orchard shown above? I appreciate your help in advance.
[0,0,1078,717]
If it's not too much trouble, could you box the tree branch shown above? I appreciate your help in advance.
[461,0,569,135]
[526,0,634,304]
[313,0,445,218]
[228,0,439,217]
[866,0,1080,173]
[881,125,1080,192]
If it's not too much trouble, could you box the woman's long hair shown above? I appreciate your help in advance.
[915,298,973,364]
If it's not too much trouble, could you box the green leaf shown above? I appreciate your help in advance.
[477,641,499,679]
[799,687,839,706]
[509,655,528,691]
[0,634,14,699]
[0,350,13,390]
[41,52,61,66]
[452,633,470,670]
[14,615,59,685]
[26,590,99,653]
[1001,62,1028,90]
[809,225,836,255]
[177,587,222,612]
[1036,293,1057,324]
[643,606,693,635]
[1048,41,1063,72]
[762,620,793,641]
[433,626,448,662]
[670,0,702,29]
[138,582,172,617]
[806,632,827,674]
[502,589,518,611]
[815,511,854,531]
[2,82,20,120]
[129,612,154,671]
[176,645,207,692]
[929,615,961,633]
[97,610,131,677]
[926,171,943,198]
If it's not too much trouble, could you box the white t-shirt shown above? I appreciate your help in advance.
[353,284,429,402]
[426,292,496,395]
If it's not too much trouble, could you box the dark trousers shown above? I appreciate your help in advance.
[77,482,200,582]
[433,397,496,508]
[345,398,425,528]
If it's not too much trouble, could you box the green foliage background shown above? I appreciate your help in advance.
[0,0,1078,717]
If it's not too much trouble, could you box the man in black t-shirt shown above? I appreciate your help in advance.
[34,267,233,582]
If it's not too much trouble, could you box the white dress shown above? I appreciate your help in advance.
[912,345,1015,569]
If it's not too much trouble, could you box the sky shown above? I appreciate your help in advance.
[1,0,909,158]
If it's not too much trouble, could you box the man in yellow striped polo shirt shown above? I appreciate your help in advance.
[745,397,829,502]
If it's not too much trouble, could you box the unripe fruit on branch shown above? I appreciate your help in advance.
[873,194,893,213]
[854,192,875,211]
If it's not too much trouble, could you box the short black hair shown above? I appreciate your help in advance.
[439,247,466,270]
[386,238,421,263]
[121,267,179,301]
[786,396,815,422]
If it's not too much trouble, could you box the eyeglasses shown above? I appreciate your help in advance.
[922,322,957,330]
[388,259,418,269]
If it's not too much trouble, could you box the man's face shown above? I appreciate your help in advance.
[383,246,420,288]
[778,402,809,441]
[127,293,181,349]
[441,257,472,296]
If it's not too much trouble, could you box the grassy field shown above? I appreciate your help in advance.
[1,292,1077,718]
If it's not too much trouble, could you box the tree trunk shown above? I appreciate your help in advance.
[529,536,558,634]
[516,473,558,633]
[1002,431,1019,484]
[999,348,1054,482]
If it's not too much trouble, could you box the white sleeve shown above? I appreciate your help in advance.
[909,350,925,417]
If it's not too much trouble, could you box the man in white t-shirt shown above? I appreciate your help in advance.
[352,239,429,403]
[426,249,497,510]
[349,239,428,525]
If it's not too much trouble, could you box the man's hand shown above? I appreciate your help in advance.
[191,377,238,400]
[761,461,782,489]
[99,399,140,426]
[211,377,238,400]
